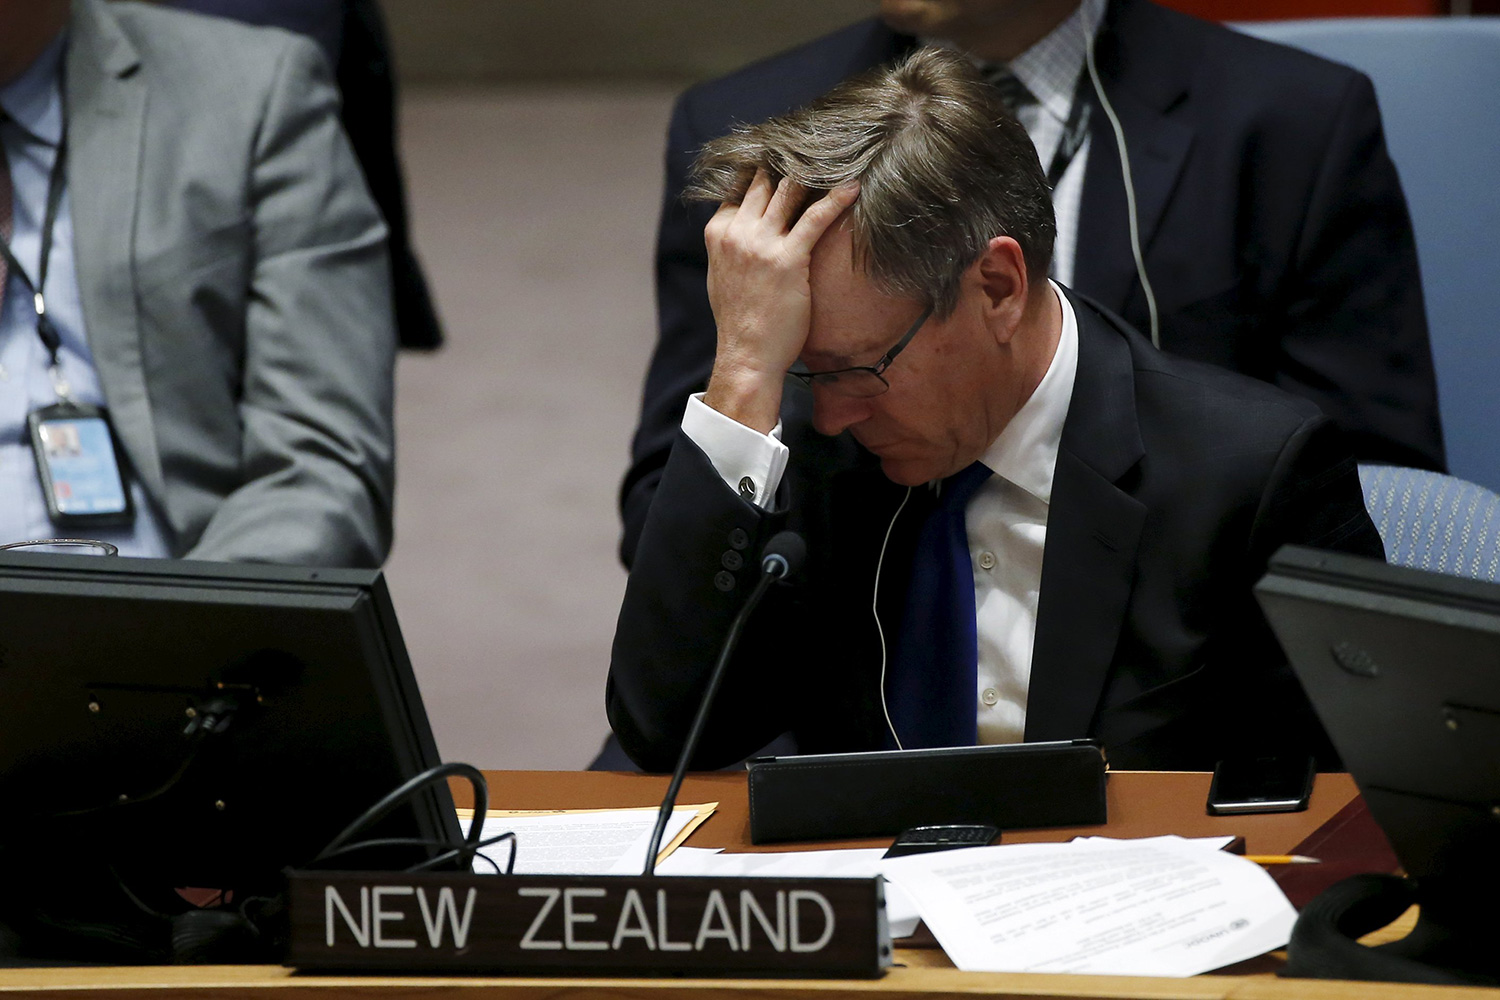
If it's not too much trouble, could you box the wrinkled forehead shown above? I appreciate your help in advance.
[804,221,925,367]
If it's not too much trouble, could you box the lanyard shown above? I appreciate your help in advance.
[0,124,71,401]
[1044,68,1093,190]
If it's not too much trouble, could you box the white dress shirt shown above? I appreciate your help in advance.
[968,284,1078,743]
[0,34,172,555]
[683,283,1081,743]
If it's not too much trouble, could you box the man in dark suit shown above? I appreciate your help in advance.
[606,48,1384,773]
[621,0,1442,573]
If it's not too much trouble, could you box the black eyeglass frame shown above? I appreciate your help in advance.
[786,304,935,397]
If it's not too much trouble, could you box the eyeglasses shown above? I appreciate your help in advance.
[786,305,934,399]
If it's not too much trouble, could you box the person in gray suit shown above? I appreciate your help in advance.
[0,0,395,566]
[159,0,446,351]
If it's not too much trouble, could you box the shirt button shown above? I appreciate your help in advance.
[738,477,757,500]
[981,687,1000,707]
[977,551,996,571]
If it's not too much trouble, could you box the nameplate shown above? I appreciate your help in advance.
[286,871,891,978]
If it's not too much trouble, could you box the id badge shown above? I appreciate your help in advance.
[26,402,136,529]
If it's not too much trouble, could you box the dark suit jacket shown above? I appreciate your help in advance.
[621,0,1442,568]
[607,292,1385,773]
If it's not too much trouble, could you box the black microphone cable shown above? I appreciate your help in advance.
[641,531,806,876]
[308,762,492,873]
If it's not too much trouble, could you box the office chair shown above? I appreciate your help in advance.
[1358,464,1500,582]
[1237,18,1500,493]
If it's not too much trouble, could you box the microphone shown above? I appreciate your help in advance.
[760,530,806,580]
[641,531,805,875]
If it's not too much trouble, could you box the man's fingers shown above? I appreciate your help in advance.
[738,168,775,218]
[704,198,736,237]
[705,199,739,247]
[788,182,860,252]
[765,176,808,230]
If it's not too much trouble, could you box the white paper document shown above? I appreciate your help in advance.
[880,836,1297,976]
[466,808,701,876]
[654,846,887,878]
[1074,834,1238,853]
[655,847,923,939]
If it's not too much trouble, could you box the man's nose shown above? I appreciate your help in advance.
[811,387,870,437]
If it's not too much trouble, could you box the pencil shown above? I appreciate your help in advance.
[1244,854,1319,865]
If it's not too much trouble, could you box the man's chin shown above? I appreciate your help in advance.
[878,456,941,488]
[879,0,949,36]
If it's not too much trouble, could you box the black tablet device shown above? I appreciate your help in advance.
[0,551,460,898]
[746,740,1106,843]
[1255,545,1500,905]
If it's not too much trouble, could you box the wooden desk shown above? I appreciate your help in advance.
[462,769,1363,856]
[0,770,1475,1000]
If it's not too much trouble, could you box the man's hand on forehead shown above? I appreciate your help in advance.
[702,170,860,434]
[750,173,842,227]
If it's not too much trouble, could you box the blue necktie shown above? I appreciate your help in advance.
[886,461,994,749]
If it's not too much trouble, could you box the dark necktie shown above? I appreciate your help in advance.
[886,460,994,749]
[980,64,1039,118]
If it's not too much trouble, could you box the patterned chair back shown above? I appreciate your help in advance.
[1359,464,1500,582]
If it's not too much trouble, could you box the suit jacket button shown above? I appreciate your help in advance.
[722,550,744,571]
[714,571,736,592]
[728,527,750,550]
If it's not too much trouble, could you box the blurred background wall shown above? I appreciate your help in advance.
[379,1,877,85]
[376,0,1475,88]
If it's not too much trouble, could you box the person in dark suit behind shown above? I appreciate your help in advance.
[621,0,1442,576]
[161,0,444,351]
[606,47,1384,774]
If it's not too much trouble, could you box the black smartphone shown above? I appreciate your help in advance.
[882,824,1000,858]
[1206,755,1315,815]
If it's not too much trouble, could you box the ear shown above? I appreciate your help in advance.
[974,236,1031,345]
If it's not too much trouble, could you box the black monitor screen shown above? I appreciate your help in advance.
[1256,545,1500,893]
[0,552,459,894]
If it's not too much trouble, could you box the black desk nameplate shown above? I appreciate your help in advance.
[287,871,891,978]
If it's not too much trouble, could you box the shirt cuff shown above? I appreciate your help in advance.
[680,393,789,510]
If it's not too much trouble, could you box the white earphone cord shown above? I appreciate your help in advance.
[1080,2,1160,349]
[874,486,913,751]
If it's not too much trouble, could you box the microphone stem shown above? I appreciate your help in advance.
[642,568,781,876]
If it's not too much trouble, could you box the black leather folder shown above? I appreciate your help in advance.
[746,740,1108,844]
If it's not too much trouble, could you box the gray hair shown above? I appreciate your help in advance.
[685,46,1056,317]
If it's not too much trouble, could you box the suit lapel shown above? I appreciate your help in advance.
[65,0,168,510]
[1025,294,1147,742]
[1073,0,1195,314]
